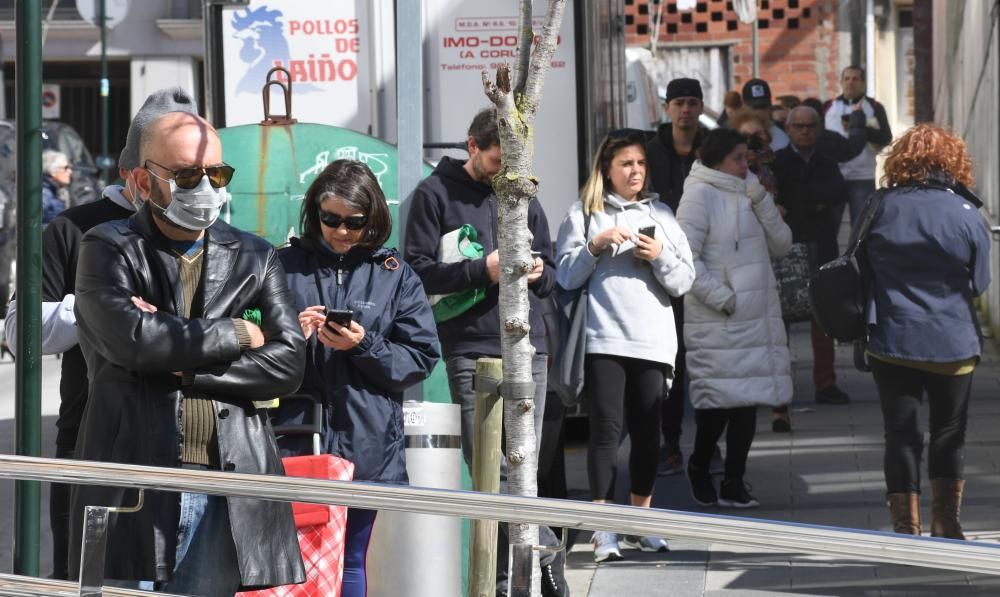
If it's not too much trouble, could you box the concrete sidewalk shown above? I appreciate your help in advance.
[563,322,1000,596]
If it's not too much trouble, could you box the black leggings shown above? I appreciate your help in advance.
[585,354,666,500]
[869,358,973,494]
[690,406,757,481]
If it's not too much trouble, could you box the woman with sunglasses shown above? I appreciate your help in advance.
[556,130,695,563]
[275,159,440,597]
[676,128,793,509]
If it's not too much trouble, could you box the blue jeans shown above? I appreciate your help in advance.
[444,353,548,469]
[846,179,876,226]
[115,492,241,595]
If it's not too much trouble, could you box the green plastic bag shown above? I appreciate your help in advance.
[428,224,487,323]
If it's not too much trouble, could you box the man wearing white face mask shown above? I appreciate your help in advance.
[2,86,197,580]
[67,111,305,594]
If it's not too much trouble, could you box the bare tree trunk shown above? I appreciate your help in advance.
[481,1,567,595]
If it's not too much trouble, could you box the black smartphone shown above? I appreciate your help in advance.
[325,309,353,329]
[638,225,656,239]
[530,250,542,259]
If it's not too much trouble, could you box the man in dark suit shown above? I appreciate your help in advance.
[773,106,851,405]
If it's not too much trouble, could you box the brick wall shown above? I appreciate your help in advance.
[625,0,843,104]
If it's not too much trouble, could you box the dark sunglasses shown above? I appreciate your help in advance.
[318,210,368,231]
[145,159,235,190]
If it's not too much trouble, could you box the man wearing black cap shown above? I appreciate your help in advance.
[645,77,706,476]
[742,78,790,151]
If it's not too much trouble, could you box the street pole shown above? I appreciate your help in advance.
[14,0,43,578]
[752,18,759,78]
[865,0,876,92]
[396,0,423,403]
[100,0,109,182]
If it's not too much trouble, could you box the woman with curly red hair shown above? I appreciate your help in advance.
[858,124,991,539]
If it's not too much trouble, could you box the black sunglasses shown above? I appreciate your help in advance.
[318,210,368,231]
[145,159,235,190]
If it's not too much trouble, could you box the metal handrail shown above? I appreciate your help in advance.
[1,455,999,576]
[0,572,181,597]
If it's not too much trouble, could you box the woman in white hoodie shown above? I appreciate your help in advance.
[676,127,793,509]
[556,130,695,563]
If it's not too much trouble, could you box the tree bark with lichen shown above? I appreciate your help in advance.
[481,1,566,595]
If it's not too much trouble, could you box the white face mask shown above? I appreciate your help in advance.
[148,172,227,231]
[124,173,143,211]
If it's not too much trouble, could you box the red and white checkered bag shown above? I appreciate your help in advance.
[238,454,354,597]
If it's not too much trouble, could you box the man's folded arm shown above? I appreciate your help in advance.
[74,232,243,372]
[186,250,306,400]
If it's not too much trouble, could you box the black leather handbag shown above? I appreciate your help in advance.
[809,189,887,342]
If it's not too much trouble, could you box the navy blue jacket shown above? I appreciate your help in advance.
[403,156,556,357]
[277,238,440,483]
[42,177,66,225]
[860,183,991,362]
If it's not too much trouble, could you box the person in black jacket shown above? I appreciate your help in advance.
[645,77,707,476]
[69,111,305,593]
[773,106,850,407]
[276,159,439,597]
[403,107,566,597]
[3,86,198,580]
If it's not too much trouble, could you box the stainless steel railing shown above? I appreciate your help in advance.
[2,454,999,578]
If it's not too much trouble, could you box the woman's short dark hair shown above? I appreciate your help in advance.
[699,128,748,169]
[300,159,392,249]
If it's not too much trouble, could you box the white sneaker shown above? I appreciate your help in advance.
[591,531,623,563]
[622,535,670,552]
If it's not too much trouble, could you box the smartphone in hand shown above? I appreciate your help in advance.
[638,225,656,239]
[325,309,354,333]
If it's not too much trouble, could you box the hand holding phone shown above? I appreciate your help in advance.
[638,225,656,239]
[318,309,365,351]
[325,309,354,332]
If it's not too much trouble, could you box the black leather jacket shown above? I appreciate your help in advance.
[68,205,306,588]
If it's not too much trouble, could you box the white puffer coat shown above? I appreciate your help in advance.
[675,162,794,409]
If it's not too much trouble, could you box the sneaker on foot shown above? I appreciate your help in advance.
[815,384,850,404]
[657,441,685,476]
[591,530,623,563]
[622,535,670,552]
[687,466,718,507]
[709,445,724,475]
[718,479,760,508]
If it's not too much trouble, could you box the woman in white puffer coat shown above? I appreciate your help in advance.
[675,127,793,510]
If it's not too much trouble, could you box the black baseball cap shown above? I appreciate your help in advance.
[665,78,703,103]
[742,78,772,109]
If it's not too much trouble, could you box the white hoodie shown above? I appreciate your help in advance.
[676,162,793,409]
[555,192,695,367]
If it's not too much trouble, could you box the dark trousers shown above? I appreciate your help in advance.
[585,354,666,500]
[661,296,686,444]
[811,319,837,389]
[869,358,973,494]
[690,407,757,481]
[342,508,378,597]
[50,438,75,580]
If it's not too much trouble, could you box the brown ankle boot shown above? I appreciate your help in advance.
[886,492,921,535]
[930,478,966,540]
